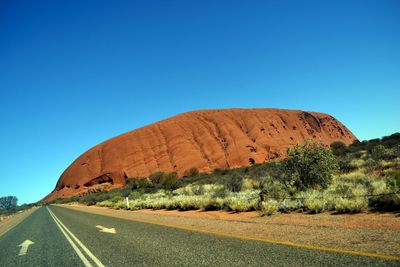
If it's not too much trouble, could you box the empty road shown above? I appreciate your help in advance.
[0,206,398,267]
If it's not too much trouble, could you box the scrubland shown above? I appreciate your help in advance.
[53,133,400,216]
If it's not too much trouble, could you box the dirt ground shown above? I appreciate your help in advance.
[58,204,400,258]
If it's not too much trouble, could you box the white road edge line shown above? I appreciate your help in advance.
[46,207,93,267]
[47,208,105,267]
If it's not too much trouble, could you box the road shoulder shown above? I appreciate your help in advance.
[0,207,39,237]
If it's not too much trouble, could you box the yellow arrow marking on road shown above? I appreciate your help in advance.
[96,225,116,234]
[18,240,34,256]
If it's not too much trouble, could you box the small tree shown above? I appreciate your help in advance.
[0,196,17,210]
[281,142,339,191]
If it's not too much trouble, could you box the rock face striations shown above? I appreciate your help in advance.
[45,108,357,201]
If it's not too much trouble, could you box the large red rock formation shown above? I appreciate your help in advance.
[44,108,356,201]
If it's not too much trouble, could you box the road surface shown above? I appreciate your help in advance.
[0,206,398,266]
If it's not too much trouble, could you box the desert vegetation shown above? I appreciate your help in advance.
[0,196,36,217]
[51,133,400,216]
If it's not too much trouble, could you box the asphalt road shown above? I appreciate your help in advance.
[0,206,398,267]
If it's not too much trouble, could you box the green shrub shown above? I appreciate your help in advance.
[109,193,124,203]
[349,158,366,169]
[369,178,400,211]
[79,193,97,205]
[242,178,260,191]
[385,169,400,191]
[336,171,373,186]
[202,197,225,211]
[350,184,368,198]
[334,197,368,213]
[278,199,302,213]
[149,172,165,184]
[202,184,225,195]
[148,171,179,191]
[212,168,229,175]
[338,156,358,173]
[211,185,228,198]
[370,180,388,195]
[129,191,142,200]
[224,172,243,192]
[183,168,199,177]
[117,186,131,197]
[330,141,347,156]
[113,200,128,210]
[259,200,279,216]
[328,181,352,195]
[303,191,326,213]
[126,177,153,190]
[191,185,205,195]
[174,195,209,211]
[162,172,178,191]
[262,181,288,200]
[364,158,377,173]
[372,145,395,161]
[97,200,113,207]
[227,198,257,212]
[281,142,339,191]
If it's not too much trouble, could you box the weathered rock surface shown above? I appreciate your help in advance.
[44,108,357,201]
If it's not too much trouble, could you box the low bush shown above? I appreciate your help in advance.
[126,177,154,190]
[226,191,259,212]
[128,191,142,200]
[334,197,368,213]
[242,178,260,191]
[79,193,97,205]
[113,200,128,210]
[336,171,373,186]
[349,158,365,169]
[385,169,400,191]
[97,200,113,207]
[303,191,326,213]
[372,145,396,161]
[278,199,301,213]
[183,168,199,177]
[224,172,243,192]
[110,193,124,203]
[262,181,289,200]
[364,158,377,173]
[202,197,225,211]
[227,197,257,212]
[259,200,279,216]
[330,141,347,156]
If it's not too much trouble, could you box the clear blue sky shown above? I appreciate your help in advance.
[0,0,399,204]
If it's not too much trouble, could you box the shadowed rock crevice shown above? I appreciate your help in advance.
[83,174,113,187]
[302,112,322,133]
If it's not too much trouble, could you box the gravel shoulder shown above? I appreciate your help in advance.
[0,207,39,237]
[58,204,400,258]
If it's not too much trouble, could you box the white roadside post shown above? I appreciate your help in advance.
[125,197,130,208]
